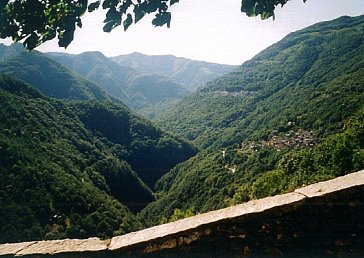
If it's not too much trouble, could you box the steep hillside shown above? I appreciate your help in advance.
[48,51,133,102]
[126,73,188,110]
[139,15,364,226]
[72,101,197,187]
[0,51,115,102]
[140,109,364,226]
[48,51,189,112]
[159,15,364,149]
[0,76,141,242]
[137,98,181,120]
[112,52,237,91]
[0,76,197,243]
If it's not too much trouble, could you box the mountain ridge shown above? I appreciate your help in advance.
[0,50,121,104]
[48,51,191,112]
[111,52,238,92]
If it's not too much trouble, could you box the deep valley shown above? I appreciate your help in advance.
[0,15,363,244]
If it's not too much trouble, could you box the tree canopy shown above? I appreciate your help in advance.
[0,0,305,50]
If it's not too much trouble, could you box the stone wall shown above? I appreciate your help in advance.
[1,170,363,257]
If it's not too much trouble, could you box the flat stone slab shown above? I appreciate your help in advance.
[295,170,364,198]
[108,192,305,251]
[0,242,36,256]
[16,238,109,256]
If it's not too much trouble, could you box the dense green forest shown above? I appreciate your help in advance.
[158,15,364,149]
[48,51,133,102]
[0,51,116,103]
[139,15,364,225]
[0,15,363,244]
[0,76,196,243]
[140,108,364,226]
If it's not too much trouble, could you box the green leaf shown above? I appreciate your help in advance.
[134,5,145,24]
[23,33,41,50]
[152,12,171,28]
[119,0,132,14]
[141,1,159,13]
[241,0,254,12]
[103,21,114,32]
[158,2,168,12]
[58,29,75,48]
[102,0,119,9]
[76,17,82,28]
[104,8,121,23]
[41,29,56,41]
[76,0,88,15]
[261,11,274,20]
[88,1,100,12]
[280,0,289,7]
[123,13,133,31]
[170,0,179,6]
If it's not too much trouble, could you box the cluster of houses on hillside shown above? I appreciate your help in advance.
[246,129,317,151]
[222,128,317,173]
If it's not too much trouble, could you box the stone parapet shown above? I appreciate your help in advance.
[1,170,363,257]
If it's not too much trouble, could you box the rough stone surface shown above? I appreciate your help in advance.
[295,170,364,198]
[15,238,109,256]
[0,242,36,256]
[108,192,305,251]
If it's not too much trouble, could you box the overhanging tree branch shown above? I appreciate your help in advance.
[0,0,306,50]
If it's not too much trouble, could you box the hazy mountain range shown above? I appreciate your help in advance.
[0,44,236,114]
[111,52,237,92]
[48,51,237,113]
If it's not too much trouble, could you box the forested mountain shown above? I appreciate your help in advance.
[48,51,133,102]
[0,45,234,117]
[140,107,364,226]
[159,15,364,149]
[0,50,116,103]
[126,73,188,110]
[0,76,196,243]
[48,51,189,111]
[111,52,238,92]
[139,15,364,226]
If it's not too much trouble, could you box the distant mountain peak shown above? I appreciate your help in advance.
[111,53,237,92]
[79,50,107,58]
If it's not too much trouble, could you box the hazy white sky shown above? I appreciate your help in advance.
[2,0,364,65]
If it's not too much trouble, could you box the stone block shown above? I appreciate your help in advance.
[0,242,36,256]
[108,192,306,251]
[16,238,109,256]
[295,170,364,198]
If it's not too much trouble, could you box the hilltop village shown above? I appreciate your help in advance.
[246,128,317,152]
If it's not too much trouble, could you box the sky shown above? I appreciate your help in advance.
[2,0,364,65]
